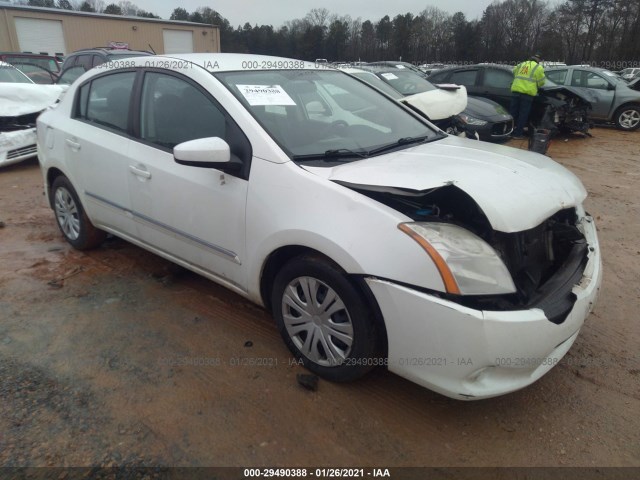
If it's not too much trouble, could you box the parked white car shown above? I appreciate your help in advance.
[37,54,602,400]
[1,62,65,167]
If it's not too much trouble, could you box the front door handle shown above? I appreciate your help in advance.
[65,138,81,151]
[129,165,152,179]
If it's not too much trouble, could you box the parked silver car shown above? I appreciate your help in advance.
[546,66,640,130]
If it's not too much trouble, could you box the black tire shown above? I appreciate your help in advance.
[50,176,106,250]
[271,254,380,382]
[614,104,640,131]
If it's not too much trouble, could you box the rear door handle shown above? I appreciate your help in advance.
[129,165,152,179]
[65,138,81,151]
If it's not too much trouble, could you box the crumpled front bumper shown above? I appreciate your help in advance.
[0,128,37,167]
[366,215,602,400]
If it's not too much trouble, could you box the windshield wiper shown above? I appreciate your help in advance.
[292,148,368,162]
[367,136,431,156]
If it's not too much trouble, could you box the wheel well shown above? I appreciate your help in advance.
[260,245,388,357]
[615,102,640,115]
[46,168,65,207]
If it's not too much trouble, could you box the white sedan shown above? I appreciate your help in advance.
[1,62,65,167]
[37,54,602,400]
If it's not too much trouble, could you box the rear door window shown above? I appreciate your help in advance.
[449,69,479,87]
[483,68,513,88]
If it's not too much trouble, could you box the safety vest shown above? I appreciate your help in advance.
[511,60,546,96]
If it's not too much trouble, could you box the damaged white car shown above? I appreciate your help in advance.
[1,62,65,167]
[37,54,602,400]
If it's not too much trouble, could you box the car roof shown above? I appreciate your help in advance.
[69,54,328,83]
[67,47,151,56]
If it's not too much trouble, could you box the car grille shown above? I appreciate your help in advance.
[7,144,37,160]
[491,119,513,136]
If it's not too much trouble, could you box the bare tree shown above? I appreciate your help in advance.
[117,0,137,16]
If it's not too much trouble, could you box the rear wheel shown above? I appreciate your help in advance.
[614,105,640,131]
[51,176,106,250]
[272,255,380,382]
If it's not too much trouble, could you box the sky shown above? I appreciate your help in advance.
[132,0,498,27]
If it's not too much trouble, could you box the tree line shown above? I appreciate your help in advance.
[13,0,640,66]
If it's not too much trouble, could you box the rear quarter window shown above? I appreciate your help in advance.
[74,71,136,133]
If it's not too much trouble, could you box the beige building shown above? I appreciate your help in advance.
[0,4,220,57]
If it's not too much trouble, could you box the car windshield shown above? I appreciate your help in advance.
[374,70,437,96]
[600,69,626,84]
[350,72,403,99]
[215,69,440,160]
[4,56,59,72]
[0,64,33,83]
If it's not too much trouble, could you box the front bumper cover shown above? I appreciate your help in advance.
[366,215,602,400]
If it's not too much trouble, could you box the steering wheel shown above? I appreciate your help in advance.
[324,120,349,136]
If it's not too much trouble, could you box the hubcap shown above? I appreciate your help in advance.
[54,187,81,240]
[282,276,354,367]
[620,110,640,129]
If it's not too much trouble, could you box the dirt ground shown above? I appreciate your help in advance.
[0,127,638,469]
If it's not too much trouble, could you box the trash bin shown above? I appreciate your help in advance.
[528,128,552,155]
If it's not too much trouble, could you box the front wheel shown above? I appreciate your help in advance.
[614,105,640,131]
[51,176,106,250]
[271,255,380,382]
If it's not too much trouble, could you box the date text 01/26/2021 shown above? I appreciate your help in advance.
[243,468,391,478]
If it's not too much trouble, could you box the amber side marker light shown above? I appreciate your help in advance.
[398,223,462,295]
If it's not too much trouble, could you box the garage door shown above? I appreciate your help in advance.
[15,17,66,56]
[163,29,194,54]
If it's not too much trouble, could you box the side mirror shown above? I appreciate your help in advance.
[174,137,240,172]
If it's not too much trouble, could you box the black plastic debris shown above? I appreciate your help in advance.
[244,340,253,347]
[296,373,319,391]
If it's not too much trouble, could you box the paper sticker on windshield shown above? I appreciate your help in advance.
[237,85,296,106]
[395,65,406,69]
[381,73,399,80]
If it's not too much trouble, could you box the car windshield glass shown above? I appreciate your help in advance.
[5,56,59,72]
[375,70,436,95]
[600,70,625,84]
[351,72,403,99]
[0,64,33,83]
[215,69,440,160]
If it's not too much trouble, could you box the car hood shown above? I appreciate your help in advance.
[0,84,66,117]
[301,136,587,233]
[401,85,467,120]
[465,96,512,121]
[539,85,596,105]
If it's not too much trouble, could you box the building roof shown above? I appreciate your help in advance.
[0,4,216,28]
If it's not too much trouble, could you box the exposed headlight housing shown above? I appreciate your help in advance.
[458,113,488,126]
[399,222,516,295]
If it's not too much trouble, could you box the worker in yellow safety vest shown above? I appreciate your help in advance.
[510,53,545,139]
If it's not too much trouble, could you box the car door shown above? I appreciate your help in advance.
[568,69,615,119]
[127,70,250,290]
[66,70,137,236]
[479,67,514,109]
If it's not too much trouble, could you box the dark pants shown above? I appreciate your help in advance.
[509,92,534,137]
